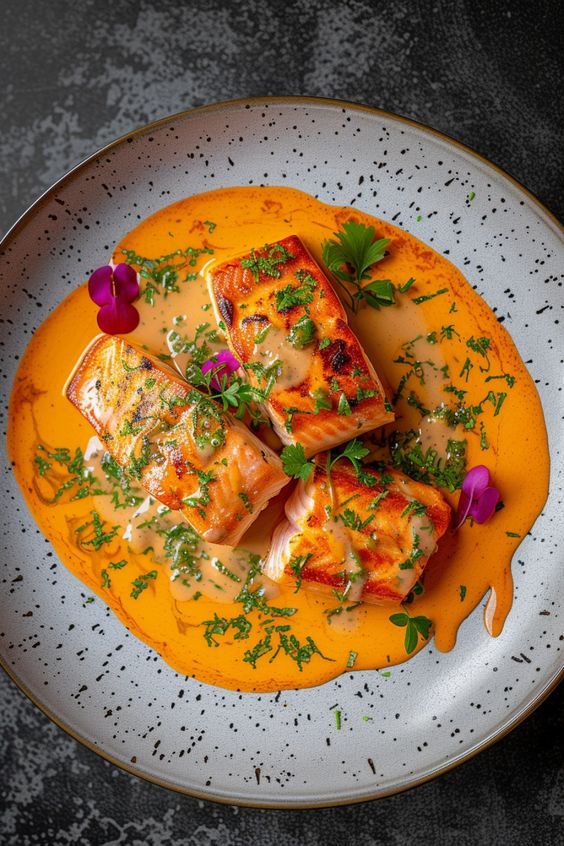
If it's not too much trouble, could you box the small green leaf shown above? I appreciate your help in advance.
[288,315,316,348]
[404,621,418,654]
[398,277,416,293]
[280,443,314,481]
[412,615,432,639]
[389,612,409,628]
[337,393,352,416]
[362,279,396,309]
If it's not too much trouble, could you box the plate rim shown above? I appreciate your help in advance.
[1,95,562,809]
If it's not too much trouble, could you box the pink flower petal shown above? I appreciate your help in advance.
[112,263,140,302]
[88,265,113,306]
[468,486,500,524]
[202,349,241,390]
[461,464,491,498]
[455,464,501,529]
[453,489,473,531]
[97,300,140,335]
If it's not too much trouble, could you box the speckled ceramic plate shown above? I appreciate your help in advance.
[1,97,562,807]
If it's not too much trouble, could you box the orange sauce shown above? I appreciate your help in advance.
[7,187,549,692]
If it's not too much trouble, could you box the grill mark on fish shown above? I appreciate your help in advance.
[241,314,269,327]
[330,340,349,373]
[207,235,394,456]
[264,457,450,605]
[217,295,234,327]
[65,334,289,545]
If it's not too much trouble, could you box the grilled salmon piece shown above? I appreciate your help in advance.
[264,456,450,604]
[206,236,394,457]
[65,335,289,546]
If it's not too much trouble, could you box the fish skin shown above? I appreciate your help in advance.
[264,456,451,605]
[206,235,394,457]
[65,334,289,546]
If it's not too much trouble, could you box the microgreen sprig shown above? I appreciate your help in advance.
[389,606,432,654]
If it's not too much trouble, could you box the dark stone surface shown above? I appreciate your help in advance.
[0,0,562,842]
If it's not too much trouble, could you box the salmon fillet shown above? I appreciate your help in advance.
[206,236,394,457]
[264,456,451,604]
[65,335,289,546]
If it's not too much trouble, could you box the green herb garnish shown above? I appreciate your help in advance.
[130,570,158,599]
[389,610,432,654]
[321,221,390,313]
[288,315,316,349]
[241,243,294,282]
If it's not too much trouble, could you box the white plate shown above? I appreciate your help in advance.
[1,97,562,807]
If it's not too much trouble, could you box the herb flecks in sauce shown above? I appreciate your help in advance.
[10,185,549,693]
[123,244,213,305]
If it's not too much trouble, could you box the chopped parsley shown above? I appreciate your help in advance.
[287,315,316,348]
[241,242,294,282]
[122,243,213,304]
[33,444,104,503]
[339,508,375,532]
[75,511,118,551]
[202,612,252,646]
[276,269,317,312]
[347,651,358,668]
[398,534,425,570]
[289,553,312,592]
[389,430,467,492]
[243,636,273,668]
[400,500,427,519]
[412,287,449,305]
[238,492,254,513]
[466,336,491,372]
[369,490,389,510]
[337,392,352,416]
[130,570,158,599]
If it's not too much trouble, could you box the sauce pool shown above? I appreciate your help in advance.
[7,186,549,692]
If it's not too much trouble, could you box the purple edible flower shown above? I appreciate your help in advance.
[201,349,241,391]
[454,464,500,529]
[88,263,140,334]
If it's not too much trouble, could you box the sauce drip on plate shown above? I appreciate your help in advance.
[7,186,549,692]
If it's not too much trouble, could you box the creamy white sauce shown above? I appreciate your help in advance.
[253,325,311,392]
[82,439,270,604]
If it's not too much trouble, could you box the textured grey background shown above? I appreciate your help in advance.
[1,0,562,843]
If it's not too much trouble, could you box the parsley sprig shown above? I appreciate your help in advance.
[280,439,374,511]
[322,221,396,313]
